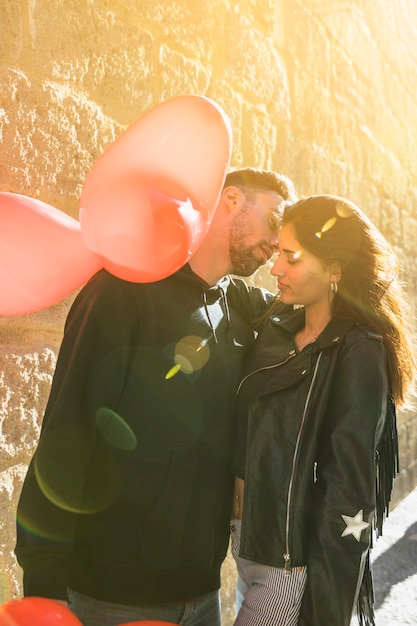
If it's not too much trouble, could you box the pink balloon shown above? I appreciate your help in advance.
[79,95,232,282]
[0,597,82,626]
[0,96,232,315]
[0,193,102,315]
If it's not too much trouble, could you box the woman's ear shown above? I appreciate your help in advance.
[330,261,342,285]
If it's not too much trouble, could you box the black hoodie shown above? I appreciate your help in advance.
[15,266,272,605]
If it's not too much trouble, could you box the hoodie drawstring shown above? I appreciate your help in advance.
[202,290,218,343]
[202,286,231,344]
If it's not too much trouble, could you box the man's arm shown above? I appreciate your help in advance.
[227,276,291,330]
[15,271,140,600]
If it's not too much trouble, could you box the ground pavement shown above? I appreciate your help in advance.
[367,486,417,625]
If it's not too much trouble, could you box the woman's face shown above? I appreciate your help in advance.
[271,223,333,307]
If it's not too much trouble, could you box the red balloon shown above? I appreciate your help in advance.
[0,96,232,315]
[79,95,232,282]
[0,193,102,315]
[0,597,82,625]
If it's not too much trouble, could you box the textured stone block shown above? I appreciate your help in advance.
[1,1,417,619]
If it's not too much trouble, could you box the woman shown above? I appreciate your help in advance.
[231,195,415,626]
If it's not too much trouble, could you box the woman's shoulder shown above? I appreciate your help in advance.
[343,321,383,344]
[336,321,386,370]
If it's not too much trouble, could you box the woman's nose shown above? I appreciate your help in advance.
[270,256,282,276]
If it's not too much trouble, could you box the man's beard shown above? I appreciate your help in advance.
[228,209,262,276]
[229,244,262,276]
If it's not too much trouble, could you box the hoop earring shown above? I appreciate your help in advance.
[331,282,338,294]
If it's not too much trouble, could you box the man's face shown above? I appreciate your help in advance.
[228,191,284,276]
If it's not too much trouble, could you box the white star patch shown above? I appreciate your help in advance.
[341,509,369,542]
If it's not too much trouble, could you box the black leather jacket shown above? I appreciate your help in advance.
[234,308,395,626]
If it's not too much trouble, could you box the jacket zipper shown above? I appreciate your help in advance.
[236,351,297,396]
[284,351,323,574]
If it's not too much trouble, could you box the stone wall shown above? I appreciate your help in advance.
[1,0,416,621]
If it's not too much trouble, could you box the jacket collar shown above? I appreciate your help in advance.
[269,307,357,349]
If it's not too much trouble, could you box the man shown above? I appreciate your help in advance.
[15,168,296,626]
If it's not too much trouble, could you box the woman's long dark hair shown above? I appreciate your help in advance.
[280,194,415,405]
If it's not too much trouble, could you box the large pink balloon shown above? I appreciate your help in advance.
[79,95,232,282]
[0,597,82,626]
[0,193,102,316]
[0,96,232,315]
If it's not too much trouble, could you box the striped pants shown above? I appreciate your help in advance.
[230,519,307,626]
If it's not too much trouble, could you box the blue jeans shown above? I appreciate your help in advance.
[236,573,247,613]
[68,588,221,626]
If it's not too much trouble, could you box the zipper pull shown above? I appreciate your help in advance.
[283,553,292,575]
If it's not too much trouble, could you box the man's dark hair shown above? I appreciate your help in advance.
[223,167,297,203]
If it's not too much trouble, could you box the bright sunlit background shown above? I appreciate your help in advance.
[1,1,416,623]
